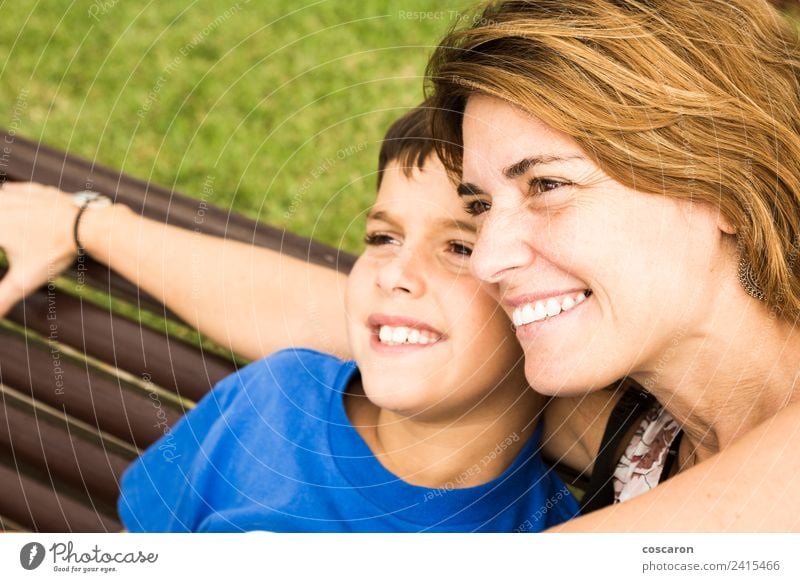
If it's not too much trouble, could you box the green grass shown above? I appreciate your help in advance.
[0,0,473,254]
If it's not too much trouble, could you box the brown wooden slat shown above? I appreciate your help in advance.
[0,513,29,532]
[1,267,237,402]
[1,382,136,505]
[0,451,120,532]
[0,326,185,449]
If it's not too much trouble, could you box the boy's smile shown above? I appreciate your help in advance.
[369,313,445,348]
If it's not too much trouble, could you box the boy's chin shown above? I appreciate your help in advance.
[360,381,444,419]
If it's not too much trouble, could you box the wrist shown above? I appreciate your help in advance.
[77,202,132,259]
[71,191,114,255]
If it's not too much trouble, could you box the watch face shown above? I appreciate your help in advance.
[73,191,112,208]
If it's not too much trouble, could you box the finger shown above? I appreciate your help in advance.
[0,181,55,194]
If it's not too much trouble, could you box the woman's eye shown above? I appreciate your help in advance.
[449,242,473,257]
[463,198,491,216]
[529,178,570,194]
[364,233,398,246]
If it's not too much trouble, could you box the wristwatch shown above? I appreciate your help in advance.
[71,190,113,255]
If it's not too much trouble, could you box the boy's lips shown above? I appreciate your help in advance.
[367,314,446,348]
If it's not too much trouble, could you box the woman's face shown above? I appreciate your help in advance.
[459,95,735,396]
[345,156,527,420]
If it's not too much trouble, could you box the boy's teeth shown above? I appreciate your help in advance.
[512,291,590,327]
[378,325,440,345]
[391,326,409,343]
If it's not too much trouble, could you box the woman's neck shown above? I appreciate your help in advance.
[635,297,800,465]
[345,379,545,489]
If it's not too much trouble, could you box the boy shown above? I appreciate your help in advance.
[112,105,579,532]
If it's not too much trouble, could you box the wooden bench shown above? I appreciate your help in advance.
[0,131,354,532]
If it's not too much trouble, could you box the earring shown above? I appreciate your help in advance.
[738,254,766,301]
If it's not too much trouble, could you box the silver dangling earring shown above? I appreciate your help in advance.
[738,254,766,301]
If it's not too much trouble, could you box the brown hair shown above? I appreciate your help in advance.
[427,0,800,318]
[376,101,437,189]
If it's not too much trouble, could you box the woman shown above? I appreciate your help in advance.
[1,0,798,530]
[424,0,800,528]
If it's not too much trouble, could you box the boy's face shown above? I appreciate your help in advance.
[345,157,526,421]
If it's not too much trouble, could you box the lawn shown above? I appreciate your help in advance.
[0,0,473,254]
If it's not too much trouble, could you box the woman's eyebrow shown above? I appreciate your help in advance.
[503,155,586,179]
[458,155,587,195]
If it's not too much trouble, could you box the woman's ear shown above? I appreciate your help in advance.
[717,211,737,235]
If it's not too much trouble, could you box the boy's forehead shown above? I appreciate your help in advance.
[373,159,470,218]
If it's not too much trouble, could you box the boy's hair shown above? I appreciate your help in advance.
[376,100,437,189]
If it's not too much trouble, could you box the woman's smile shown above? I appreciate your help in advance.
[508,289,592,327]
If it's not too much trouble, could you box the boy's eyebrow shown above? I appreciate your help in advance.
[367,210,477,234]
[457,182,486,197]
[439,218,477,234]
[366,210,398,226]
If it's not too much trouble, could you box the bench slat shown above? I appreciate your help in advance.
[2,269,237,402]
[1,382,136,505]
[0,451,120,532]
[0,325,186,449]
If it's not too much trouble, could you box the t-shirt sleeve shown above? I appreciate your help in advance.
[117,367,249,532]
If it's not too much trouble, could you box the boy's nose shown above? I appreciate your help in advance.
[376,249,426,297]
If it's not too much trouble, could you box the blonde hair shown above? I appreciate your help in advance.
[427,0,800,318]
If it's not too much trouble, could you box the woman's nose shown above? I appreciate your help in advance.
[376,248,426,296]
[470,204,535,285]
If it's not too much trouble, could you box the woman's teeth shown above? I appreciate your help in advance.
[378,325,441,346]
[512,291,589,327]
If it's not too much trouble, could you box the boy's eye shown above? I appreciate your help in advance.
[364,232,399,246]
[529,178,570,194]
[463,198,491,217]
[449,242,473,257]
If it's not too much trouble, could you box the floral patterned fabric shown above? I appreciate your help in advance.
[613,404,681,503]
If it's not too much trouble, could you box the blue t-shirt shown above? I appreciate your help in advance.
[118,349,579,532]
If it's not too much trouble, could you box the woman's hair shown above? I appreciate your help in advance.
[427,0,800,318]
[376,101,437,189]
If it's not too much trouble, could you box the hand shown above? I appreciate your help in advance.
[0,181,81,317]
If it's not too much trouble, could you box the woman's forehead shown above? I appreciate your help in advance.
[462,95,583,175]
